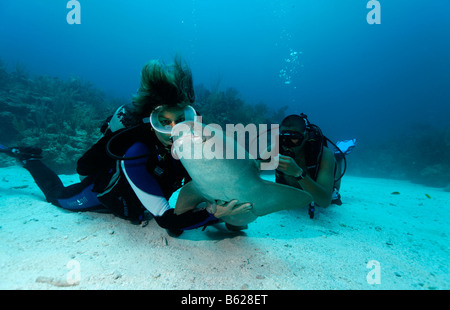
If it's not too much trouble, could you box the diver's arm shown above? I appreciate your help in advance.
[294,148,335,207]
[278,148,335,207]
[126,173,218,230]
[122,143,251,230]
[121,156,218,230]
[124,174,248,230]
[156,199,251,230]
[175,181,252,217]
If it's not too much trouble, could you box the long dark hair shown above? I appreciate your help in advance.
[131,56,195,118]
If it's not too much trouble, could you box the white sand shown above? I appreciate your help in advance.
[0,165,448,290]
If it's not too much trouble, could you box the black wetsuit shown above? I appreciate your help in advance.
[22,122,218,231]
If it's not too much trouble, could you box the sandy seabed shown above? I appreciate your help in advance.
[0,165,448,290]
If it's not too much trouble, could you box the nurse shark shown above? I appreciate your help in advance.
[171,121,313,226]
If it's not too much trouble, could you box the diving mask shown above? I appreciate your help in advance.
[279,130,306,148]
[149,105,197,134]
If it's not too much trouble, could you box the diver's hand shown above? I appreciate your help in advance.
[206,200,252,218]
[277,154,304,178]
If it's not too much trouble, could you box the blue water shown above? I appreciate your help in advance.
[1,0,449,142]
[1,1,449,291]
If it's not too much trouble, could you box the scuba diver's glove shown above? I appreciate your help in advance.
[206,199,253,218]
[206,200,253,232]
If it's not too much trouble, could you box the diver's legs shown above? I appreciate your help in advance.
[23,160,104,211]
[331,158,343,205]
[334,158,343,191]
[23,160,64,203]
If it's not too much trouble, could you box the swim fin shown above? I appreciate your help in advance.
[0,144,43,161]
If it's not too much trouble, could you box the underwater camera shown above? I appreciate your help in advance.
[279,147,295,159]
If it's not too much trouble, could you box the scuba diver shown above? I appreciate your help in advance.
[0,58,251,236]
[276,114,356,217]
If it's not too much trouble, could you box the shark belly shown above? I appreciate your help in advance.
[172,122,313,226]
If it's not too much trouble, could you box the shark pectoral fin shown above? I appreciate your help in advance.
[174,181,208,215]
[251,181,313,217]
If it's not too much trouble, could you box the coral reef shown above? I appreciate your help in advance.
[0,62,283,173]
[2,60,445,189]
[0,61,122,173]
[349,124,450,189]
[193,84,287,127]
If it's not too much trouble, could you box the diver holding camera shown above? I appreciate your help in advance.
[276,113,356,217]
